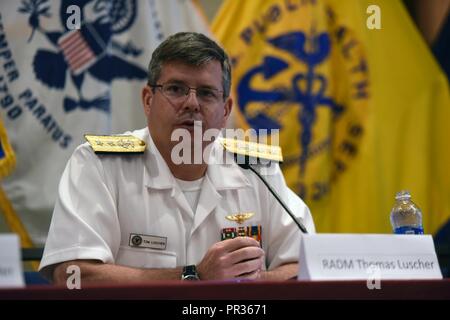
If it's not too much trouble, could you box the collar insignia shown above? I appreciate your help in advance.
[85,134,146,153]
[218,137,283,163]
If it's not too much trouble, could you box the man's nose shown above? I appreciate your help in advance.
[181,89,200,112]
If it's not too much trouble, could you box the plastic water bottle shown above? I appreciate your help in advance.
[390,190,424,234]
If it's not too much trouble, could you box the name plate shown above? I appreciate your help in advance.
[0,234,25,288]
[298,234,442,280]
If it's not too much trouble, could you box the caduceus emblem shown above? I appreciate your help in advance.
[225,213,255,225]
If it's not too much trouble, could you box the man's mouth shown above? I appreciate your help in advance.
[177,119,202,129]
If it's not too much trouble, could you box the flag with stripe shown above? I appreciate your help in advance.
[58,29,97,75]
[0,0,210,244]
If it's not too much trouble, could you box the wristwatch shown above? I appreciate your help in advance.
[181,265,200,280]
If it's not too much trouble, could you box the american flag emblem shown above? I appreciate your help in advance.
[58,29,98,75]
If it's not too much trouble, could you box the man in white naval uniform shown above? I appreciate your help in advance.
[39,32,315,284]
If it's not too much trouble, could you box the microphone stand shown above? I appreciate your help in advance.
[238,163,308,234]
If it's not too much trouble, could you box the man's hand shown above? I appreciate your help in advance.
[196,236,265,280]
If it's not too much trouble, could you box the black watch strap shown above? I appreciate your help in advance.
[181,265,200,280]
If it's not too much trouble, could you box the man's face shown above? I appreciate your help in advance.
[142,60,232,155]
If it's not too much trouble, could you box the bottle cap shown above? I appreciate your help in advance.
[395,190,411,201]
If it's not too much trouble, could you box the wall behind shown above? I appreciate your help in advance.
[198,0,223,22]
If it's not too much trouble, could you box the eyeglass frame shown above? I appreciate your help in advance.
[149,82,226,105]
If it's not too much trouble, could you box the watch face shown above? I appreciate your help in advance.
[182,265,199,280]
[182,275,199,281]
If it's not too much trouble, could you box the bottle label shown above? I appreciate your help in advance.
[394,226,424,235]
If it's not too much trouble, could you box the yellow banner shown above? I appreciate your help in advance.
[0,117,36,269]
[213,0,450,234]
[0,117,15,178]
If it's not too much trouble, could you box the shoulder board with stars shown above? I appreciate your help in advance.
[84,134,146,154]
[218,137,283,163]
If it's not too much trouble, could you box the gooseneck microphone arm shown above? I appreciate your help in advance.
[238,163,308,234]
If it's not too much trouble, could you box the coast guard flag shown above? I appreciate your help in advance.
[0,0,209,244]
[213,0,450,234]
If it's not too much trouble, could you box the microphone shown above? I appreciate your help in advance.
[219,138,308,234]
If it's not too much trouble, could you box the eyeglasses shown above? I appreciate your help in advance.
[151,83,224,105]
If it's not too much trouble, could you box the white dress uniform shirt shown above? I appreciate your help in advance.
[39,127,315,278]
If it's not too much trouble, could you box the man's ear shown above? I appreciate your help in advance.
[221,96,233,127]
[141,85,153,117]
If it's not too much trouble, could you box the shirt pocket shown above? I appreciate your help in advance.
[116,246,177,269]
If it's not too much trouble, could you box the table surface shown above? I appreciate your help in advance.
[1,279,449,300]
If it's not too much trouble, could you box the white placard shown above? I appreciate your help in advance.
[0,234,25,288]
[298,234,442,280]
